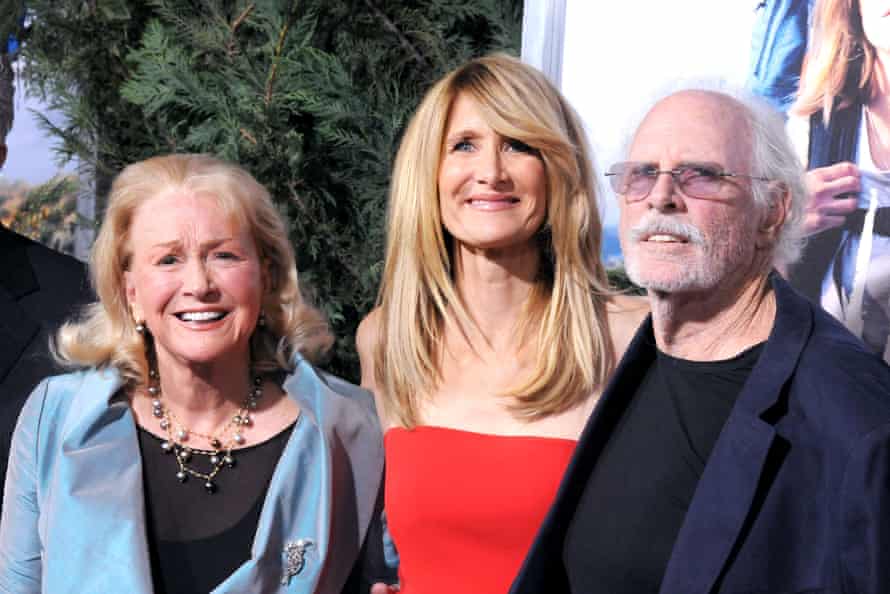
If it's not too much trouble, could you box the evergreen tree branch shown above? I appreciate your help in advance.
[362,0,429,69]
[264,1,296,106]
[231,3,254,32]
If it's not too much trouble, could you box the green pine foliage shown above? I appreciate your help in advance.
[19,0,159,212]
[117,0,522,379]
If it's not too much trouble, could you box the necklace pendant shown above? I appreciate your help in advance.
[160,440,173,453]
[176,470,188,483]
[159,418,170,430]
[233,432,245,445]
[210,454,220,466]
[152,407,164,419]
[204,480,216,493]
[178,448,192,462]
[176,428,188,441]
[223,454,235,468]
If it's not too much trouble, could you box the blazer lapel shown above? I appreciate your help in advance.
[659,275,813,594]
[214,361,332,594]
[45,370,154,594]
[658,411,777,594]
[0,231,40,384]
[0,285,39,385]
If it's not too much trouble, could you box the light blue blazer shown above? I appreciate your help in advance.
[0,355,384,594]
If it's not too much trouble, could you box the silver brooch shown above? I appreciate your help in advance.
[281,538,314,585]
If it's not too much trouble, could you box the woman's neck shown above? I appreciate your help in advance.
[153,351,254,434]
[451,240,541,351]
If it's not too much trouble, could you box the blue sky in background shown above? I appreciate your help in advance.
[2,91,76,184]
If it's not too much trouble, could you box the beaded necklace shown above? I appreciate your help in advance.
[147,367,262,493]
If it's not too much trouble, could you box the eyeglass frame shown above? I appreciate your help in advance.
[604,161,771,202]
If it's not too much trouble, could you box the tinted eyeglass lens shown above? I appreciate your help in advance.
[679,167,721,198]
[625,170,656,200]
[608,163,653,200]
[607,163,728,200]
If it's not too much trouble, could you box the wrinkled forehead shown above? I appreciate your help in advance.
[125,187,252,252]
[629,91,753,171]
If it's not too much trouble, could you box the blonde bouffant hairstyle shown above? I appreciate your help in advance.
[375,53,615,427]
[793,0,874,120]
[56,153,332,388]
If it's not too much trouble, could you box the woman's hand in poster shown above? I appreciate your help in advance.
[803,161,860,236]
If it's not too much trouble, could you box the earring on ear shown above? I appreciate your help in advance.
[135,321,147,334]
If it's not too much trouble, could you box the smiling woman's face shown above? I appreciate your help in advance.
[437,91,547,253]
[124,190,266,372]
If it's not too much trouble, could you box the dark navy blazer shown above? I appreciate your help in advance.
[511,274,890,594]
[0,226,89,509]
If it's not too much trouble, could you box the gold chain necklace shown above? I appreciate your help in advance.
[147,368,262,493]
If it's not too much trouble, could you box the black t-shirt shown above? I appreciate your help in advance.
[564,343,764,593]
[137,421,295,594]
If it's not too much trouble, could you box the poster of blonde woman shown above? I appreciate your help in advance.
[788,0,890,362]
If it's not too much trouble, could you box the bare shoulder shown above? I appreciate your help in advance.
[606,294,649,357]
[356,308,381,357]
[356,308,391,426]
[356,308,381,390]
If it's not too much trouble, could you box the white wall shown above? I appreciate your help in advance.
[525,1,758,226]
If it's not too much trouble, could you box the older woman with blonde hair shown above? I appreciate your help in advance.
[790,0,890,359]
[0,154,385,593]
[358,54,646,593]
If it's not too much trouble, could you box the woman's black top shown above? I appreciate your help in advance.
[137,421,295,594]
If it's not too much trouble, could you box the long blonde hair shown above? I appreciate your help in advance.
[375,54,614,427]
[794,0,875,120]
[56,153,331,388]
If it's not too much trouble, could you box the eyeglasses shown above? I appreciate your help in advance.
[604,161,770,201]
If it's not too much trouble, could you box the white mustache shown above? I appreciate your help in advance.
[628,215,705,245]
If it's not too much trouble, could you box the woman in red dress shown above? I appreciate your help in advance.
[358,54,646,593]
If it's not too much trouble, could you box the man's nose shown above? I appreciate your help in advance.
[646,171,683,211]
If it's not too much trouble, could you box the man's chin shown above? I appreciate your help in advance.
[627,266,711,294]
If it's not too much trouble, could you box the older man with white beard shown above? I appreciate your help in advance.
[510,89,890,594]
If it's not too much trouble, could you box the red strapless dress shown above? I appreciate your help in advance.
[384,426,576,594]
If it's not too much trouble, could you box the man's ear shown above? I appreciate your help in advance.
[756,181,790,249]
